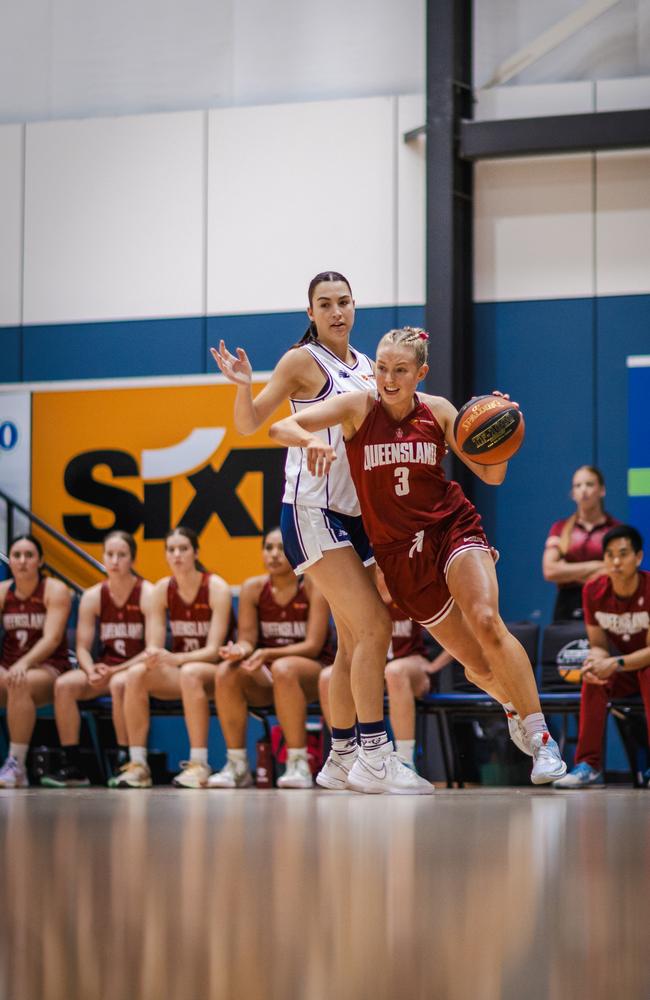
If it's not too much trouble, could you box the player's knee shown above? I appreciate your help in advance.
[471,606,504,647]
[179,662,204,689]
[125,662,148,687]
[109,672,127,696]
[271,657,296,684]
[384,660,409,690]
[54,670,79,697]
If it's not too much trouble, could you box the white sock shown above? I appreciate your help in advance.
[522,713,548,739]
[502,702,516,715]
[227,748,247,768]
[190,747,208,766]
[331,736,358,757]
[9,743,28,768]
[287,747,308,763]
[129,746,148,766]
[395,739,415,764]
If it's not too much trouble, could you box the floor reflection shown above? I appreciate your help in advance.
[0,788,648,1000]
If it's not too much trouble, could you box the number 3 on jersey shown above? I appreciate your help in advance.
[394,466,410,496]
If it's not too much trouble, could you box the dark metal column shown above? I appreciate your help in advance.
[424,0,474,485]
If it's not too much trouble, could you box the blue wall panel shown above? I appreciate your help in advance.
[0,327,21,382]
[206,305,425,373]
[596,294,650,528]
[22,317,207,381]
[473,298,595,624]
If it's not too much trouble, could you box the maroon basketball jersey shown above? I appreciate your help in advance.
[168,573,212,654]
[257,577,334,664]
[1,577,70,671]
[583,571,650,655]
[345,396,474,545]
[98,578,146,665]
[387,600,426,660]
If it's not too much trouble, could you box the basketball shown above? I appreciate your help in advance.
[454,394,525,465]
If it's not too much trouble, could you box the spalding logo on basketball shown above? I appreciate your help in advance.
[556,638,590,684]
[453,394,525,466]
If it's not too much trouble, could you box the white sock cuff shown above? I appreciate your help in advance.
[287,747,308,762]
[129,746,148,766]
[190,747,209,765]
[227,748,247,763]
[9,743,28,767]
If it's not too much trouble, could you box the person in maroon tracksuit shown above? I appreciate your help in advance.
[114,526,233,789]
[40,530,152,788]
[0,534,71,788]
[208,527,334,789]
[554,524,650,789]
[271,325,568,786]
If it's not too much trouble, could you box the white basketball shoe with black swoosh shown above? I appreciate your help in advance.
[347,743,434,795]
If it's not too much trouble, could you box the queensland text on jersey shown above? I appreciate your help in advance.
[346,397,473,547]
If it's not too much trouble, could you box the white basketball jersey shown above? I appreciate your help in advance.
[282,342,375,515]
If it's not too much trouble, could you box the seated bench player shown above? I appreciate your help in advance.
[554,525,650,789]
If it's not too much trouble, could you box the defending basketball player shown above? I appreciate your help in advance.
[212,272,432,794]
[270,327,568,785]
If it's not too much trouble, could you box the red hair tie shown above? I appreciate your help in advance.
[418,331,429,341]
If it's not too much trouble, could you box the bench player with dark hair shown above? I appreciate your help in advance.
[554,524,650,789]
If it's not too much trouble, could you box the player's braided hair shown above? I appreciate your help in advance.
[378,327,430,367]
[291,271,353,349]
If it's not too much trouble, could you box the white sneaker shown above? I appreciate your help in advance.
[113,761,152,789]
[506,711,533,757]
[172,760,211,788]
[316,749,357,790]
[0,755,29,788]
[347,745,434,795]
[206,759,253,789]
[530,732,567,785]
[277,756,313,789]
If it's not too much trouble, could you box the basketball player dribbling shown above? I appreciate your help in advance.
[213,272,433,793]
[270,326,568,785]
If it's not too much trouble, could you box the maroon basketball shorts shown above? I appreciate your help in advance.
[374,506,489,629]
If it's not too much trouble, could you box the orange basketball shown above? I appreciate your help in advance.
[453,394,525,465]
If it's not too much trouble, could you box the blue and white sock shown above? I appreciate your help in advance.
[331,725,358,758]
[358,721,390,757]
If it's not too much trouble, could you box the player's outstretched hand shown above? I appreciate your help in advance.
[210,340,253,385]
[306,440,337,477]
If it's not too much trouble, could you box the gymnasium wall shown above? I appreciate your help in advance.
[1,83,649,627]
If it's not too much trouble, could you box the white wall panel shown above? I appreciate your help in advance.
[0,125,23,325]
[23,112,205,324]
[474,155,594,302]
[207,98,395,314]
[0,0,423,125]
[596,149,650,296]
[397,96,425,305]
[474,82,593,121]
[596,74,650,110]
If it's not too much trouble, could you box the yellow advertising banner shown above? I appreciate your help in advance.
[31,380,288,588]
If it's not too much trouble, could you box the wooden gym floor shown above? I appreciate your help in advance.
[0,787,648,1000]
